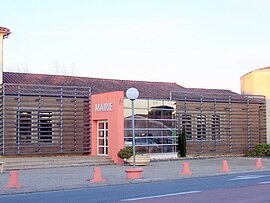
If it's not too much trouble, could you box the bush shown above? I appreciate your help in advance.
[244,150,255,157]
[117,147,133,159]
[255,144,270,156]
[177,128,187,157]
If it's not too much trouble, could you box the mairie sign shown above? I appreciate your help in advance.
[95,103,113,112]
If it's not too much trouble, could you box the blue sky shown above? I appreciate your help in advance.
[1,0,270,93]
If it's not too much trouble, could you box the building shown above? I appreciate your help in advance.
[0,72,266,163]
[241,66,270,143]
[0,26,267,164]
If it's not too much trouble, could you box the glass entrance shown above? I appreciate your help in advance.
[97,121,108,155]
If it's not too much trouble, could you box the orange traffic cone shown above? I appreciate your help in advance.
[255,158,264,169]
[220,160,230,172]
[90,167,106,183]
[4,171,22,189]
[180,162,192,175]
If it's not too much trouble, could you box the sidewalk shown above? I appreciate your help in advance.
[0,156,270,195]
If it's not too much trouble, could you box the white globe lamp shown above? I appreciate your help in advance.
[126,87,139,100]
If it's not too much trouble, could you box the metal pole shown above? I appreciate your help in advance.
[132,99,136,168]
[247,97,251,150]
[2,84,5,155]
[126,87,139,168]
[17,86,21,154]
[60,87,63,153]
[229,95,232,153]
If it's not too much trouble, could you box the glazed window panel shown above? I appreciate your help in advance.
[160,145,176,153]
[145,119,176,130]
[136,146,149,153]
[212,115,221,140]
[124,108,132,118]
[17,111,32,144]
[124,99,148,109]
[124,131,178,152]
[124,108,149,119]
[124,98,177,153]
[148,107,175,120]
[197,115,206,140]
[163,101,176,108]
[135,100,149,109]
[38,112,53,143]
[124,118,149,129]
[162,101,177,120]
[182,114,192,140]
[148,100,163,108]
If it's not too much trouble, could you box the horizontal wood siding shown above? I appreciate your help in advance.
[175,92,266,154]
[0,84,91,155]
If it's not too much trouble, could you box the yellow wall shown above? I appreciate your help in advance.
[241,69,270,97]
[241,68,270,143]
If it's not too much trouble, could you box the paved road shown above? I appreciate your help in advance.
[122,184,270,203]
[1,156,270,194]
[1,171,270,202]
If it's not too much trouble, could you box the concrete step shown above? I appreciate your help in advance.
[0,155,115,171]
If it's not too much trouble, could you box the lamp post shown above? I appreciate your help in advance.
[126,87,139,168]
[0,27,11,85]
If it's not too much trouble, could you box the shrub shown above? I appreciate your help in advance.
[244,150,255,157]
[117,147,133,159]
[177,128,187,157]
[255,144,270,156]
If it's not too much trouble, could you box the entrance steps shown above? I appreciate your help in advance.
[0,155,114,171]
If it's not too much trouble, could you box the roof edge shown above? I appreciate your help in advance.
[241,66,270,78]
[3,71,185,87]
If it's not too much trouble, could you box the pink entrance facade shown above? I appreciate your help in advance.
[91,91,125,164]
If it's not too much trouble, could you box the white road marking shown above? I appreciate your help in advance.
[121,191,201,202]
[229,175,270,181]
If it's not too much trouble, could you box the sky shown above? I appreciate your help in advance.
[1,0,270,93]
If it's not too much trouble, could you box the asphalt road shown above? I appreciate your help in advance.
[1,171,270,203]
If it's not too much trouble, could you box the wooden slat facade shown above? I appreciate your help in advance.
[0,83,267,156]
[0,84,91,155]
[174,91,267,154]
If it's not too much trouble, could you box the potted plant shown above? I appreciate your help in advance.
[117,147,150,166]
[117,147,133,160]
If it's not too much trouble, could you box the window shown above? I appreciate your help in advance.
[212,115,220,140]
[17,111,32,143]
[197,115,206,140]
[182,114,192,140]
[124,99,177,153]
[38,112,52,143]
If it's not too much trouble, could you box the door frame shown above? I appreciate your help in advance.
[97,120,108,156]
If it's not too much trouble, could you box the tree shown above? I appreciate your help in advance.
[50,61,77,76]
[6,64,30,73]
[177,128,187,157]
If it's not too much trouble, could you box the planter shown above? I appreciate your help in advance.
[126,154,150,166]
[125,168,143,179]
